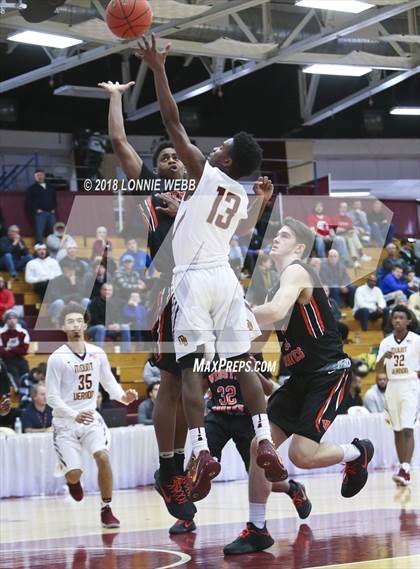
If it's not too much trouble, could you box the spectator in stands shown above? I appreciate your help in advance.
[143,356,161,386]
[307,201,349,262]
[0,276,15,322]
[229,236,244,277]
[332,202,371,269]
[120,238,154,279]
[0,309,30,388]
[380,266,415,305]
[353,274,388,331]
[323,286,349,342]
[21,383,52,433]
[320,249,356,307]
[83,260,108,299]
[408,290,420,322]
[248,254,278,305]
[364,372,388,413]
[114,256,146,301]
[91,226,113,260]
[59,244,89,279]
[25,169,57,245]
[309,256,321,275]
[0,356,12,418]
[87,282,131,352]
[137,381,160,425]
[381,243,402,276]
[348,200,371,244]
[123,291,147,349]
[48,259,90,323]
[339,372,363,414]
[368,200,393,246]
[25,243,62,300]
[19,362,47,409]
[0,225,32,279]
[399,239,417,270]
[47,222,76,260]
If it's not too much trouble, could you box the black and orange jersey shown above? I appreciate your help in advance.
[137,164,184,278]
[206,368,248,415]
[267,260,346,374]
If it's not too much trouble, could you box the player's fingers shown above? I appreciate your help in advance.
[142,35,150,49]
[151,32,156,49]
[164,42,172,54]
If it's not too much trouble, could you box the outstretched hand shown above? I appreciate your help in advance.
[155,193,181,217]
[135,33,171,71]
[98,80,135,95]
[252,176,273,201]
[121,389,138,405]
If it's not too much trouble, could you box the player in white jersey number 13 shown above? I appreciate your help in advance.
[137,33,287,511]
[45,303,138,528]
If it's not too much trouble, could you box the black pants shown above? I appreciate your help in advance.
[205,412,254,471]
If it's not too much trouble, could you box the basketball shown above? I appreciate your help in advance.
[106,0,153,40]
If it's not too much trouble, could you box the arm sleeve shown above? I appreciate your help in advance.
[377,339,386,363]
[25,262,37,284]
[363,391,375,413]
[45,355,78,420]
[99,351,125,403]
[377,288,386,309]
[138,400,153,425]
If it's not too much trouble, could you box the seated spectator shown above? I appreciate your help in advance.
[353,274,388,331]
[324,286,349,342]
[0,309,30,388]
[338,372,363,414]
[229,236,244,277]
[399,239,417,270]
[309,256,321,275]
[408,290,420,322]
[380,266,415,305]
[248,254,278,305]
[25,243,62,300]
[25,169,57,245]
[123,292,147,349]
[0,225,32,279]
[19,362,47,409]
[364,372,388,413]
[47,222,76,260]
[332,202,370,269]
[59,244,89,279]
[0,356,12,421]
[307,201,349,262]
[48,259,90,323]
[320,249,356,307]
[91,226,113,260]
[0,276,15,322]
[381,243,403,277]
[87,283,131,352]
[348,200,371,244]
[120,238,154,278]
[143,356,161,386]
[114,256,146,301]
[21,383,52,433]
[83,260,108,299]
[367,200,393,246]
[137,381,160,425]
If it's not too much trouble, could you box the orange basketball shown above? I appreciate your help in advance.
[106,0,153,40]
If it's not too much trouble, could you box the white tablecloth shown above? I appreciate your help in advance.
[0,414,418,498]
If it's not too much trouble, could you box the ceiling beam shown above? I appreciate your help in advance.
[303,66,420,126]
[231,13,258,43]
[0,0,270,93]
[280,8,315,49]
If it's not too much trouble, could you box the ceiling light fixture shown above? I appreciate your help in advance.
[295,1,374,14]
[303,64,372,76]
[8,30,82,49]
[390,106,420,116]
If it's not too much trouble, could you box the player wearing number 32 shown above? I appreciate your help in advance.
[45,303,138,528]
[137,33,286,505]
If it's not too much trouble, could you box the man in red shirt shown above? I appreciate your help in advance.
[0,276,15,322]
[0,309,30,388]
[306,201,349,263]
[332,202,371,269]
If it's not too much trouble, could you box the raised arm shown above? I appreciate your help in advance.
[136,34,205,181]
[98,80,143,180]
[237,176,273,237]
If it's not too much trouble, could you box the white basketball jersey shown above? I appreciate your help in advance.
[45,343,124,419]
[172,161,248,268]
[377,331,420,382]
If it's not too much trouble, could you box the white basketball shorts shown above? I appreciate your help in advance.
[384,380,419,431]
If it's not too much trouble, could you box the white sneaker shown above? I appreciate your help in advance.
[360,255,372,262]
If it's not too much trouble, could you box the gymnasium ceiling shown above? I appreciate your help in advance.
[0,0,419,137]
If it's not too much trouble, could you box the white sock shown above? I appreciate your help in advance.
[252,414,273,443]
[402,462,410,473]
[249,502,266,529]
[190,427,209,457]
[101,498,111,509]
[340,443,361,462]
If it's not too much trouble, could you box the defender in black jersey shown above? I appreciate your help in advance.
[100,80,194,521]
[225,218,374,556]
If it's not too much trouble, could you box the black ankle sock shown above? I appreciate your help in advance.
[174,452,185,475]
[159,456,176,482]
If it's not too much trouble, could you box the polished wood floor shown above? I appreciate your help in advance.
[1,470,419,569]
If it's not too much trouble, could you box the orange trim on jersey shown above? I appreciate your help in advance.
[138,204,151,233]
[146,197,159,229]
[155,290,164,362]
[311,298,325,332]
[314,370,346,433]
[300,304,314,337]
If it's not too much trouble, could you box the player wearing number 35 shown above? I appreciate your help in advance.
[45,303,138,528]
[137,32,286,511]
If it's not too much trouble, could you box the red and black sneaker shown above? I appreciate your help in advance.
[154,470,197,521]
[169,519,197,535]
[256,439,288,482]
[101,505,120,529]
[287,480,312,519]
[393,468,411,487]
[190,450,221,502]
[67,481,84,502]
[341,438,374,498]
[223,522,274,555]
